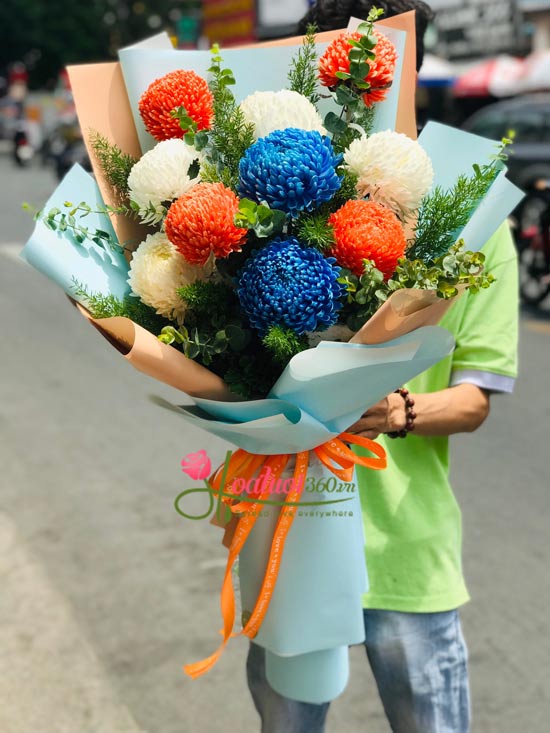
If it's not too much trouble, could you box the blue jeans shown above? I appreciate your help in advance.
[246,609,471,733]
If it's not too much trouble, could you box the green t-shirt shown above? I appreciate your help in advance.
[354,223,519,612]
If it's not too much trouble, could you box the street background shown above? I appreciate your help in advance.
[1,154,549,732]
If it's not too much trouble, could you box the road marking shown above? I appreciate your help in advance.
[0,243,24,262]
[524,319,550,334]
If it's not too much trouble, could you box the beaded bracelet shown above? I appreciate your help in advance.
[387,388,417,439]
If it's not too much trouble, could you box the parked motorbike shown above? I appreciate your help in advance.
[515,179,550,306]
[13,118,34,166]
[43,115,90,180]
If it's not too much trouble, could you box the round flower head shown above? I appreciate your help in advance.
[128,232,215,322]
[139,69,213,142]
[329,200,406,279]
[128,139,201,225]
[319,30,397,106]
[238,128,342,217]
[240,90,326,140]
[237,237,343,335]
[165,182,247,265]
[344,131,434,218]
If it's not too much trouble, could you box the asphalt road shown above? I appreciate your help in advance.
[0,155,549,732]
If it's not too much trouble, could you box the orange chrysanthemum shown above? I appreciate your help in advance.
[319,30,397,106]
[165,183,247,265]
[139,70,214,142]
[328,200,406,279]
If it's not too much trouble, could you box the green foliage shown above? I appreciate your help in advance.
[388,241,496,299]
[89,131,137,197]
[343,10,384,91]
[323,9,383,149]
[158,322,250,365]
[204,44,255,191]
[338,262,386,330]
[291,170,357,248]
[287,24,320,105]
[235,199,287,239]
[171,279,253,366]
[409,137,513,262]
[330,169,359,207]
[295,211,335,250]
[338,242,496,331]
[170,106,197,138]
[72,281,167,334]
[177,280,235,317]
[222,351,284,399]
[42,202,123,252]
[262,325,309,365]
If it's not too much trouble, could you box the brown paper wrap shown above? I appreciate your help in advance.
[350,288,465,345]
[67,63,149,251]
[74,302,238,401]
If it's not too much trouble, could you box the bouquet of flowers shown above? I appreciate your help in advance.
[22,9,523,703]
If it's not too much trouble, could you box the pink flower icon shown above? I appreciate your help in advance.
[181,449,212,481]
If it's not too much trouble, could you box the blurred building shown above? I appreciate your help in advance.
[519,0,550,50]
[256,0,310,39]
[201,0,256,46]
[429,0,528,60]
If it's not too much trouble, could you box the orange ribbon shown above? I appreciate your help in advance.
[184,433,386,679]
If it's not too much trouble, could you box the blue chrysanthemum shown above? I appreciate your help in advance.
[237,237,344,335]
[238,128,343,217]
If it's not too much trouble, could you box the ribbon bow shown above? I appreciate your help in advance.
[184,433,386,678]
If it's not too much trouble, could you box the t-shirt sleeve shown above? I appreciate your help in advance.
[451,223,519,391]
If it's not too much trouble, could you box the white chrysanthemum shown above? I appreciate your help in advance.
[344,131,434,217]
[240,90,326,139]
[128,232,214,322]
[128,139,200,225]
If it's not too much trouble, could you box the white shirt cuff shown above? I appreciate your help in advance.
[450,370,516,394]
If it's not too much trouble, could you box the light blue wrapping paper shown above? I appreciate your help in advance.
[156,327,454,455]
[368,27,405,134]
[19,165,130,303]
[239,458,367,703]
[418,121,525,252]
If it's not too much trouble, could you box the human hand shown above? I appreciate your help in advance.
[346,393,406,439]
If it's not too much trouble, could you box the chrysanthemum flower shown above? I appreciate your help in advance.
[127,139,201,225]
[237,237,343,335]
[328,200,406,278]
[319,30,397,106]
[128,232,214,322]
[238,128,342,217]
[139,69,213,142]
[240,90,326,139]
[344,131,434,217]
[165,182,247,265]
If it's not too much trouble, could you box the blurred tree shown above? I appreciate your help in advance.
[0,0,193,89]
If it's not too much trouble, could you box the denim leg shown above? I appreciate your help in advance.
[363,609,471,733]
[246,642,330,733]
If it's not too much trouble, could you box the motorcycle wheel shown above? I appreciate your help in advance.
[518,242,550,306]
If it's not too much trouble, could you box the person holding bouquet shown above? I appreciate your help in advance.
[245,2,519,732]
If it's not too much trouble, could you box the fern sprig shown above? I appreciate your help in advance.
[205,44,255,190]
[409,137,513,262]
[89,131,136,197]
[72,280,168,333]
[288,24,320,106]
